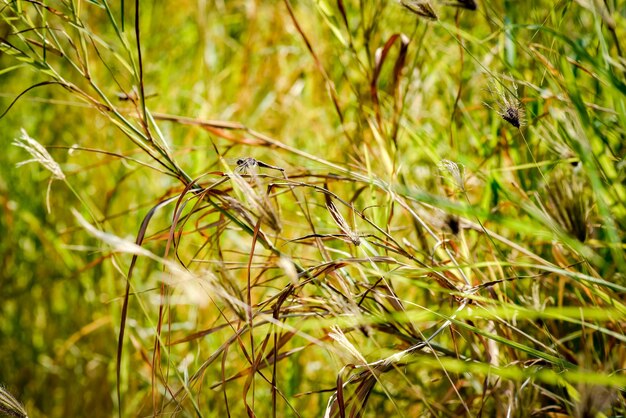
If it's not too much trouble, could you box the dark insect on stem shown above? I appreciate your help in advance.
[502,106,522,128]
[443,0,478,10]
[446,215,460,235]
[235,157,284,173]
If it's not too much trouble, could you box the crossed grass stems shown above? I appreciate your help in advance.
[136,151,567,417]
[131,151,480,415]
[80,130,616,417]
[2,0,624,416]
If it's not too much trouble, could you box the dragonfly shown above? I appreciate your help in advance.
[233,157,284,174]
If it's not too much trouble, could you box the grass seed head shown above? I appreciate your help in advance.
[438,159,466,193]
[400,0,439,20]
[0,386,28,418]
[12,129,65,180]
[487,78,526,128]
[230,174,283,232]
[543,166,591,242]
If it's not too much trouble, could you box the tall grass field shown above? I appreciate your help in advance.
[1,1,625,417]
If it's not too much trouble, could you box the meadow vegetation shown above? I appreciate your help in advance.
[1,0,625,417]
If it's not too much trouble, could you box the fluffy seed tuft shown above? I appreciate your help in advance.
[486,78,526,128]
[438,159,466,192]
[13,129,65,180]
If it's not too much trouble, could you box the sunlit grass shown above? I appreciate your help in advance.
[1,1,625,417]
